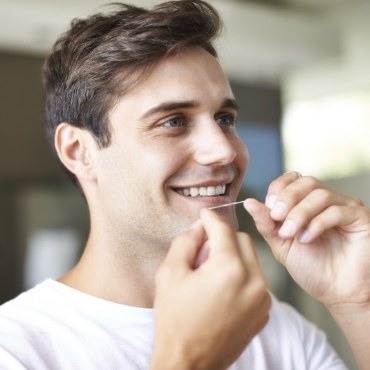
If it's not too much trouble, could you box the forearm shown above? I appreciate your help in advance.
[328,302,370,370]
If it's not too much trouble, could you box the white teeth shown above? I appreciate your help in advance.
[190,187,199,197]
[177,184,227,197]
[207,186,216,196]
[199,187,207,196]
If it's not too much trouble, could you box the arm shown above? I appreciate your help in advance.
[150,209,270,370]
[244,171,370,369]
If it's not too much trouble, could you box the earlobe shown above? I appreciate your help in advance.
[54,123,97,181]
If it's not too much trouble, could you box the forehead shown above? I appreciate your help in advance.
[110,47,234,119]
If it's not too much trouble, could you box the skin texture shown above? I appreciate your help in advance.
[151,209,270,370]
[54,47,370,369]
[55,47,248,306]
[244,171,370,370]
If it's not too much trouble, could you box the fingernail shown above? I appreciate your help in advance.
[270,202,287,219]
[279,219,296,238]
[265,195,277,209]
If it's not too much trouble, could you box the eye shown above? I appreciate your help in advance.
[161,116,185,129]
[216,113,237,128]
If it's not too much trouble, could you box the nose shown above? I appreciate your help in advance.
[192,121,237,166]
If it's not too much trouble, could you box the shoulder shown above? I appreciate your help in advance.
[0,279,57,309]
[0,280,57,328]
[0,280,61,367]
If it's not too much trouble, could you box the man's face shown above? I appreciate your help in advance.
[92,47,248,248]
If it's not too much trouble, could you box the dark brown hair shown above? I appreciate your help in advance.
[42,0,222,184]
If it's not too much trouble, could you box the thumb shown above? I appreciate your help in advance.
[244,198,294,267]
[243,198,278,238]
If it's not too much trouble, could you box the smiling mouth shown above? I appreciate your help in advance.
[175,184,227,197]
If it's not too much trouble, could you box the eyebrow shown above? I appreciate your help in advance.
[140,98,239,120]
[223,98,239,112]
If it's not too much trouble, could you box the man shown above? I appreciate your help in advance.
[0,1,369,369]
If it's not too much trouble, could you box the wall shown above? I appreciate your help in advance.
[0,51,72,302]
[0,49,361,369]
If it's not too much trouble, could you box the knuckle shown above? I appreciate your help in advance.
[348,195,364,207]
[227,260,246,281]
[218,259,247,288]
[267,183,282,197]
[253,276,269,297]
[303,175,320,188]
[243,273,268,302]
[312,187,332,202]
[327,204,343,217]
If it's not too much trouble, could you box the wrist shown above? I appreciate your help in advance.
[326,301,370,370]
[150,341,229,370]
[150,357,192,370]
[150,341,193,370]
[327,300,370,319]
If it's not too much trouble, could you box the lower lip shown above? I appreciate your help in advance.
[175,192,232,207]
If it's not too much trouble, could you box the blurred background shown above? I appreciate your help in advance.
[1,0,370,368]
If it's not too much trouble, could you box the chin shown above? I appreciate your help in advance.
[213,208,239,231]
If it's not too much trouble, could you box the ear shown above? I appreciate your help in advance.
[54,122,97,182]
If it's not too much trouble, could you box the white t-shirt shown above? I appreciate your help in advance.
[0,280,347,369]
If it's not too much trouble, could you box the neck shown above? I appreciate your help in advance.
[59,233,167,308]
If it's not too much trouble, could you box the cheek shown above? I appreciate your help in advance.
[235,138,249,173]
[144,140,190,175]
[93,145,139,196]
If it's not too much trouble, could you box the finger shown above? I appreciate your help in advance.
[278,188,363,239]
[200,208,240,258]
[298,205,370,244]
[236,232,260,273]
[235,232,271,319]
[193,240,210,269]
[268,175,323,221]
[244,198,294,261]
[243,198,278,237]
[162,221,205,274]
[265,171,303,209]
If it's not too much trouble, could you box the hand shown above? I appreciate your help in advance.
[151,209,270,370]
[244,171,370,308]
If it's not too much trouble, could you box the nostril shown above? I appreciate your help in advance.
[194,142,236,166]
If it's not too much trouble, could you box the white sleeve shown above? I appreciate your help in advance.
[0,348,28,370]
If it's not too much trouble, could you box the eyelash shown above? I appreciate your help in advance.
[216,113,238,129]
[161,115,186,129]
[159,113,238,130]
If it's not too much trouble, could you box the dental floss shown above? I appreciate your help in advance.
[208,200,245,210]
